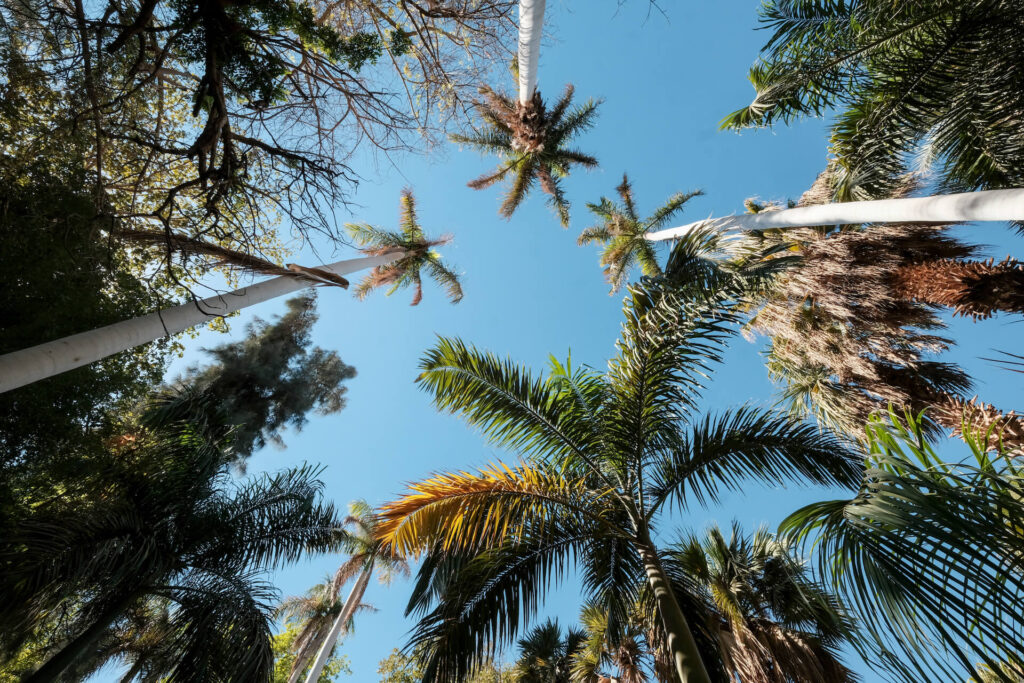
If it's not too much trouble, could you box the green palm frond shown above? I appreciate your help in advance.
[781,409,1024,683]
[648,405,861,513]
[345,189,462,305]
[580,174,704,293]
[452,83,601,227]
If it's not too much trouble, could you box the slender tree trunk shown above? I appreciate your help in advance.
[0,253,402,394]
[287,635,322,683]
[303,561,373,683]
[645,188,1024,241]
[28,591,140,683]
[517,0,546,105]
[636,537,711,683]
[891,257,1024,320]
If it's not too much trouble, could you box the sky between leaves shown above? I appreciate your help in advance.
[92,1,1022,680]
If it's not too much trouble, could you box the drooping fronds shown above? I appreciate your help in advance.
[346,189,463,305]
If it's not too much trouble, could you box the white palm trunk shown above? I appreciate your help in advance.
[0,253,402,394]
[645,188,1024,241]
[517,0,546,104]
[303,561,373,683]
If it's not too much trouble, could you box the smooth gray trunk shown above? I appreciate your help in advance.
[517,0,546,104]
[0,253,401,394]
[645,188,1024,241]
[303,561,373,683]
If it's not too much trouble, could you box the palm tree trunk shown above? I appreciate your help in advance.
[645,188,1024,241]
[28,591,140,683]
[636,537,711,683]
[517,0,546,105]
[288,636,322,683]
[0,252,402,394]
[303,561,373,683]
[891,257,1024,320]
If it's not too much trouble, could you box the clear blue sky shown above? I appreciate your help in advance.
[95,1,1023,680]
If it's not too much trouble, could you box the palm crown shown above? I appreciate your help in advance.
[579,173,704,292]
[346,189,463,306]
[377,278,861,683]
[451,84,600,227]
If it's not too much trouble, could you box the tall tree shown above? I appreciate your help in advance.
[722,0,1024,203]
[377,279,861,683]
[179,293,356,461]
[301,501,409,683]
[782,410,1024,683]
[578,173,703,293]
[346,189,465,306]
[273,599,353,683]
[0,389,347,682]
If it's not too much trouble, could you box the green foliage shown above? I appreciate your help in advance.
[0,389,347,681]
[781,408,1024,682]
[0,177,169,468]
[512,619,585,683]
[377,648,510,683]
[579,173,704,293]
[724,0,1024,200]
[453,85,600,227]
[178,293,356,461]
[386,276,861,681]
[273,622,351,682]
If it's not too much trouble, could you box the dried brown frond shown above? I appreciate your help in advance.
[934,395,1024,454]
[893,256,1024,320]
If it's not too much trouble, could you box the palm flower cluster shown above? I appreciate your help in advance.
[452,84,600,226]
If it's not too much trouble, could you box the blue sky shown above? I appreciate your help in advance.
[96,1,1023,680]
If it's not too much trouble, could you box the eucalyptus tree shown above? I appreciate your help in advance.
[346,189,464,306]
[723,0,1024,202]
[0,389,347,683]
[578,173,703,293]
[782,410,1024,682]
[301,501,409,683]
[377,278,862,683]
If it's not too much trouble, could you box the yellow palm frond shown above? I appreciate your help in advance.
[377,462,607,558]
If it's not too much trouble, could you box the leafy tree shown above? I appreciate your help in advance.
[272,621,351,683]
[0,176,169,468]
[346,190,464,306]
[578,174,703,293]
[782,409,1024,682]
[723,0,1024,202]
[0,389,347,682]
[178,292,357,461]
[377,278,861,683]
[452,85,600,227]
[378,648,511,683]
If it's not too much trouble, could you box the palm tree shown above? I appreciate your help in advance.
[512,618,586,683]
[277,580,346,683]
[452,84,600,227]
[301,500,409,683]
[667,523,857,683]
[377,278,862,683]
[0,388,346,682]
[722,0,1024,200]
[782,409,1024,683]
[517,0,546,108]
[346,189,463,306]
[578,174,703,293]
[0,251,402,394]
[572,602,654,683]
